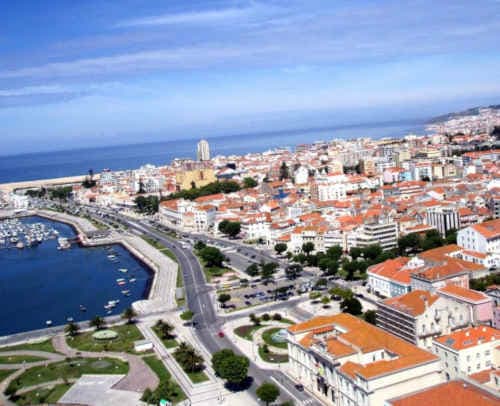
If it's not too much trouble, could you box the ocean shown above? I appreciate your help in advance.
[0,119,424,184]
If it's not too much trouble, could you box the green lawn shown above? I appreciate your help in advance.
[142,355,186,404]
[11,383,72,406]
[0,339,57,354]
[234,324,264,341]
[0,355,47,364]
[0,369,16,383]
[67,324,144,354]
[261,328,288,349]
[186,371,209,383]
[258,346,288,364]
[7,357,128,393]
[152,326,179,349]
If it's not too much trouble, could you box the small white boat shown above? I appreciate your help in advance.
[129,278,136,283]
[16,241,24,249]
[67,317,74,322]
[116,278,125,282]
[118,268,128,273]
[46,320,52,326]
[121,290,130,295]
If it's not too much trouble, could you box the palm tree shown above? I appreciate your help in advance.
[174,342,204,373]
[159,321,175,339]
[65,321,79,337]
[89,316,105,331]
[122,307,137,324]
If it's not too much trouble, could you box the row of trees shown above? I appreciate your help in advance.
[65,307,137,336]
[195,242,226,268]
[245,261,280,283]
[167,180,241,201]
[398,229,457,255]
[173,342,205,373]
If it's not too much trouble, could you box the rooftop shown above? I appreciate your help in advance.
[387,380,499,406]
[434,326,499,351]
[381,290,439,316]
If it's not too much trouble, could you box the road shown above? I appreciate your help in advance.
[112,215,319,405]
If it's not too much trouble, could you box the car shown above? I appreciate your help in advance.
[295,384,304,392]
[218,331,225,338]
[245,300,252,306]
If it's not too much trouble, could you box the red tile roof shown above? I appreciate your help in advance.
[434,326,499,351]
[382,290,439,316]
[387,380,499,406]
[438,284,490,303]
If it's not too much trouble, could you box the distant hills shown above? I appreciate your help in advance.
[427,104,500,124]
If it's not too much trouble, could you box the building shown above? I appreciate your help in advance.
[437,284,494,326]
[377,290,471,350]
[196,139,210,161]
[175,168,216,191]
[432,325,499,380]
[287,313,442,406]
[385,379,500,406]
[457,219,500,269]
[426,206,460,237]
[367,257,412,298]
[354,220,399,251]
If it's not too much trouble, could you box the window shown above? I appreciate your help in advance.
[476,364,480,370]
[485,350,490,356]
[466,355,471,362]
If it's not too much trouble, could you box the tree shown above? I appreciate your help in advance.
[174,342,204,373]
[349,247,363,260]
[363,244,383,260]
[155,319,175,339]
[274,243,288,256]
[122,307,137,324]
[218,293,231,307]
[293,253,307,264]
[302,242,315,255]
[223,221,241,238]
[134,195,159,214]
[341,297,363,316]
[279,162,290,180]
[321,296,331,306]
[420,230,444,251]
[256,382,280,406]
[249,313,261,326]
[89,316,105,330]
[398,233,421,254]
[445,228,457,244]
[199,246,225,267]
[364,310,377,325]
[245,263,260,277]
[212,349,250,384]
[65,321,79,337]
[261,262,278,283]
[285,264,302,280]
[194,240,206,250]
[326,245,343,261]
[243,177,258,188]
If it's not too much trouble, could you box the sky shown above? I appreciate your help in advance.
[1,0,499,155]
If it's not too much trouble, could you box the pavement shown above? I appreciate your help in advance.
[58,374,143,406]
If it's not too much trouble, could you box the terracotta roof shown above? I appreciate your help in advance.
[367,257,411,284]
[434,326,499,351]
[290,313,438,380]
[471,219,500,239]
[387,380,499,406]
[438,285,490,303]
[382,290,439,316]
[468,368,495,384]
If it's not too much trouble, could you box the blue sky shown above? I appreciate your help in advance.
[1,0,499,155]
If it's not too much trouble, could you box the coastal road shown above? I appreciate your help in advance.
[115,216,320,406]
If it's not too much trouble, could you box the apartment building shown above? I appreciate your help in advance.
[432,326,499,380]
[353,220,399,251]
[287,313,442,406]
[377,290,471,349]
[367,257,412,298]
[457,219,500,269]
[425,206,460,237]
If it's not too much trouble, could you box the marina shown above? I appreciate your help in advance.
[0,216,153,336]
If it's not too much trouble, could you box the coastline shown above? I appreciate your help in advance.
[0,210,178,345]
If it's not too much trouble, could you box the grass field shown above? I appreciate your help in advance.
[261,328,288,349]
[11,383,72,406]
[0,339,57,354]
[258,346,288,364]
[67,324,144,354]
[0,369,16,383]
[186,370,209,383]
[152,325,179,349]
[7,357,128,393]
[233,324,264,341]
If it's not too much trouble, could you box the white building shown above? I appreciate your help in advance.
[377,290,471,350]
[426,206,460,237]
[457,219,500,269]
[287,313,442,406]
[197,139,210,161]
[432,325,499,381]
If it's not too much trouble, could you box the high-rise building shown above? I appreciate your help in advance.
[196,139,210,161]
